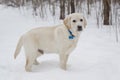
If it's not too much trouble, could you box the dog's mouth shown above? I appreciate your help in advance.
[77,28,82,31]
[77,26,83,31]
[77,29,82,31]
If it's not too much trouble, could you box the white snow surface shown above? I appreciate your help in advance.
[0,6,120,80]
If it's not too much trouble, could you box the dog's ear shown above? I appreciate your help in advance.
[83,16,87,28]
[63,15,71,29]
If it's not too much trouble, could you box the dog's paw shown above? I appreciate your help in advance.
[60,65,67,70]
[25,68,32,72]
[33,60,40,65]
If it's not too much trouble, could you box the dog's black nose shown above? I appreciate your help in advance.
[77,26,82,31]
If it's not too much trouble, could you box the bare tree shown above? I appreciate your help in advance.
[103,0,111,25]
[51,0,56,16]
[67,0,70,14]
[71,0,75,13]
[87,0,90,15]
[60,0,65,19]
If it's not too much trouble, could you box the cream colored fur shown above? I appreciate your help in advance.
[14,13,87,72]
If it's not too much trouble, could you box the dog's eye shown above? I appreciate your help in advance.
[73,20,76,22]
[80,19,83,22]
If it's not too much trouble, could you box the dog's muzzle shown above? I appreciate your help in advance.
[77,26,82,31]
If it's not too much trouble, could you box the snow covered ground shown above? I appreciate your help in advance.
[0,5,120,80]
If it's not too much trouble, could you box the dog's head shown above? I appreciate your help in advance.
[64,13,87,33]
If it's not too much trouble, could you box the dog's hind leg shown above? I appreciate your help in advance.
[25,54,36,72]
[33,59,39,65]
[25,50,38,71]
[33,49,44,65]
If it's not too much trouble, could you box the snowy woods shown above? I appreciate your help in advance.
[0,0,119,22]
[0,0,120,41]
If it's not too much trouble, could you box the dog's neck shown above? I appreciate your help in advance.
[64,24,79,40]
[68,29,75,39]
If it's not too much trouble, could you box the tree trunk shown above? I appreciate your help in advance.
[67,0,70,14]
[87,0,90,15]
[103,0,110,25]
[71,0,75,13]
[60,0,65,19]
[51,0,55,16]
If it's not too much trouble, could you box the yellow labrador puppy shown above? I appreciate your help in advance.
[14,13,87,72]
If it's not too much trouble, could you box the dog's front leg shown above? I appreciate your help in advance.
[59,45,76,70]
[59,53,69,70]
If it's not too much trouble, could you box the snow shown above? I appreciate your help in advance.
[0,5,120,80]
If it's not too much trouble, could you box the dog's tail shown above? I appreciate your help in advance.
[14,36,23,59]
